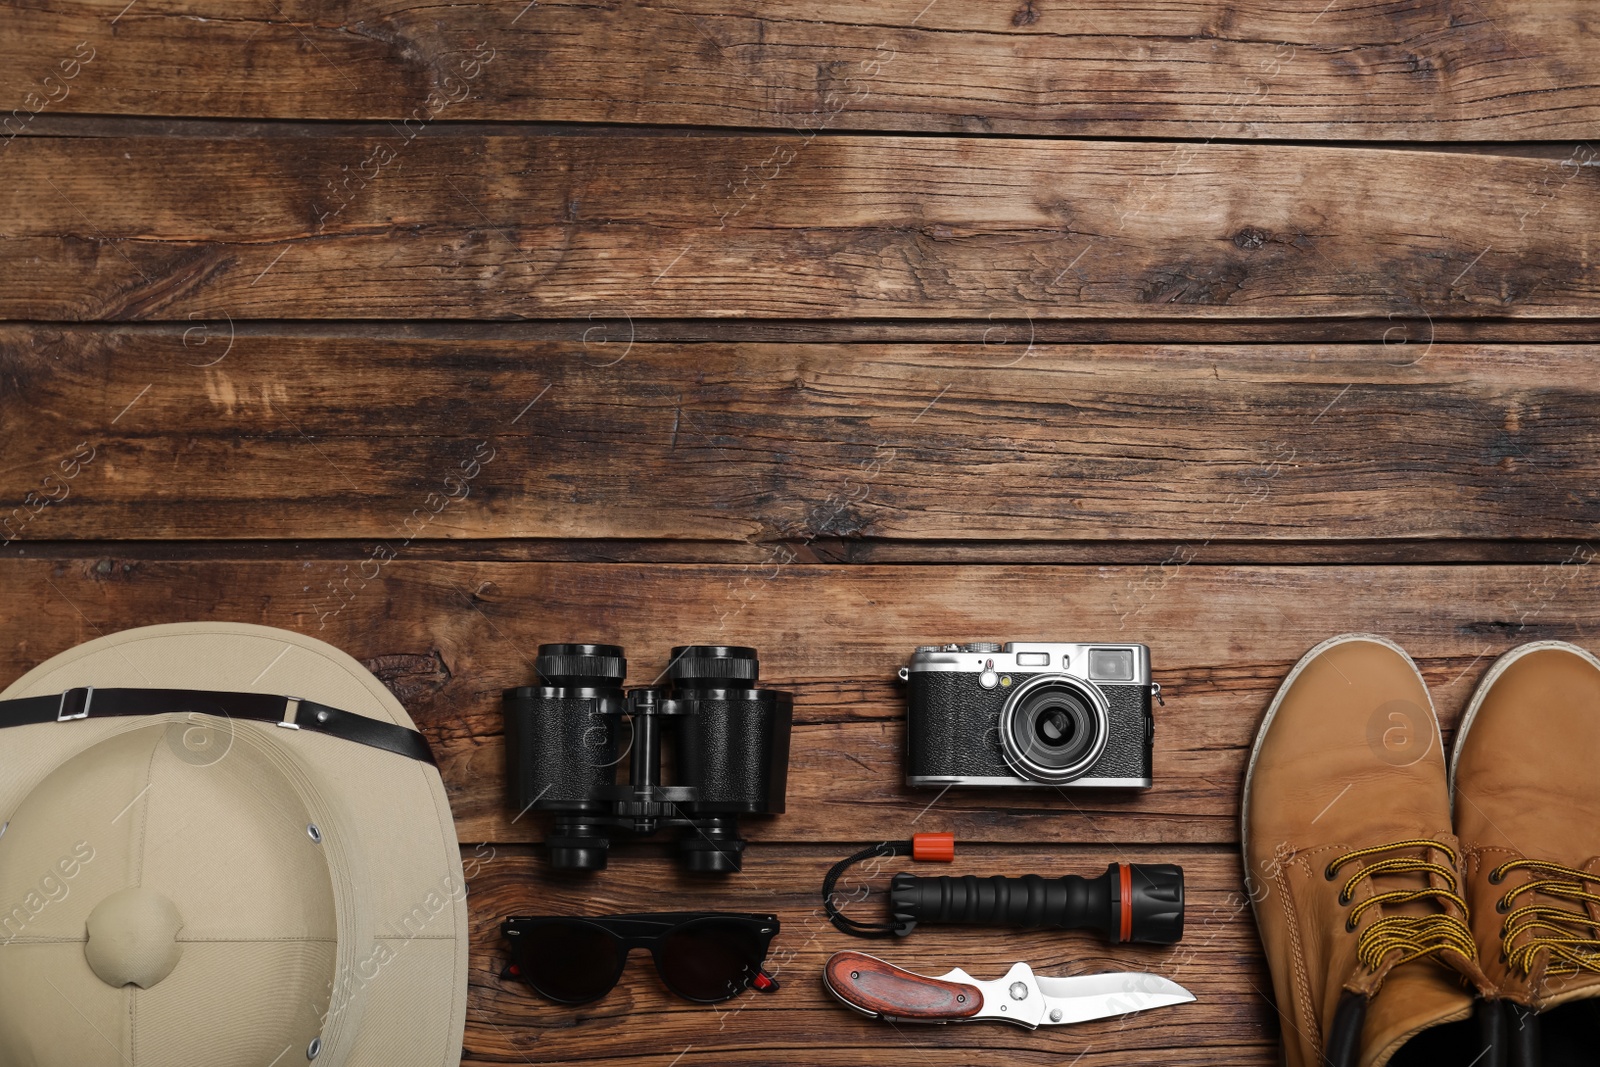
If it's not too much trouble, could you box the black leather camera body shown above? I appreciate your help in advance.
[899,642,1156,789]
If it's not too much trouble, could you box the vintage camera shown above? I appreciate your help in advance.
[899,642,1156,789]
[503,643,792,873]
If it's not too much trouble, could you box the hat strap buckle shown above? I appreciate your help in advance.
[57,686,93,721]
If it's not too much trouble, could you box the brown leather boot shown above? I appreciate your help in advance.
[1453,641,1600,1066]
[1245,634,1492,1067]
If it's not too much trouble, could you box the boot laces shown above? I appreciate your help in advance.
[1326,840,1478,972]
[1492,859,1600,977]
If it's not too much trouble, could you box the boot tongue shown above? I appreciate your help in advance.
[1358,964,1473,1067]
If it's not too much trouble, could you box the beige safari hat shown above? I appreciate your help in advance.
[0,622,467,1066]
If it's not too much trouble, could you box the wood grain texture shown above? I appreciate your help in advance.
[464,844,1273,1066]
[2,558,1596,846]
[4,313,1596,344]
[1,135,1595,321]
[9,538,1600,567]
[3,0,1598,141]
[3,330,1596,544]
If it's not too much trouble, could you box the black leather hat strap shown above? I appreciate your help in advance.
[0,687,437,765]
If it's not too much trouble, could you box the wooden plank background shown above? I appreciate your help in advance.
[5,0,1600,139]
[2,135,1595,320]
[3,1,1598,1064]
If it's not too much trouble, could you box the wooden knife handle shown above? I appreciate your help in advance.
[824,952,984,1020]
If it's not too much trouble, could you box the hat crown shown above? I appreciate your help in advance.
[0,720,339,1065]
[84,887,184,989]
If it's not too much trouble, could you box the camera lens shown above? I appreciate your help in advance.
[1035,704,1078,748]
[999,677,1110,783]
[1019,690,1094,766]
[535,643,627,687]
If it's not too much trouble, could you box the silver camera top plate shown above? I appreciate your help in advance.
[903,642,1150,684]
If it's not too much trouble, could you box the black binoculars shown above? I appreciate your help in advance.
[503,643,793,873]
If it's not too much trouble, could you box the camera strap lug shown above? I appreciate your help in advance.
[1151,682,1163,706]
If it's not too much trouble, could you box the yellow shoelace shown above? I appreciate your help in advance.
[1326,840,1478,971]
[1493,859,1600,977]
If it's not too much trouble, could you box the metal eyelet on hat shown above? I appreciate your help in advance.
[307,1036,321,1059]
[307,824,323,844]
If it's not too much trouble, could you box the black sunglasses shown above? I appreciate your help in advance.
[500,912,782,1004]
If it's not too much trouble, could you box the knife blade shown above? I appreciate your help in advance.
[1035,970,1196,1025]
[824,951,1194,1029]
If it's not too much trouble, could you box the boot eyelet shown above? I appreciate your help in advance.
[1337,890,1351,906]
[1496,898,1510,914]
[1325,864,1339,881]
[1488,869,1504,885]
[1346,916,1358,932]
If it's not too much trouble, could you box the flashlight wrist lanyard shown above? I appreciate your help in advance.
[822,833,955,938]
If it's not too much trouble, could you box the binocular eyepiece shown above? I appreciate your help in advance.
[503,643,793,873]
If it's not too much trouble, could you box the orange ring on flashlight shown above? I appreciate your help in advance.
[1119,863,1133,943]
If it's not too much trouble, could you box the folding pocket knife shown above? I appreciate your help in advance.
[824,950,1194,1029]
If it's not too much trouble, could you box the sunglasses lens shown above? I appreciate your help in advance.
[514,921,622,1004]
[656,920,765,1002]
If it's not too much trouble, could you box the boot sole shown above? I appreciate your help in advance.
[1449,639,1600,801]
[1241,632,1442,923]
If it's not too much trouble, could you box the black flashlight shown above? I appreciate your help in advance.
[886,863,1184,944]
